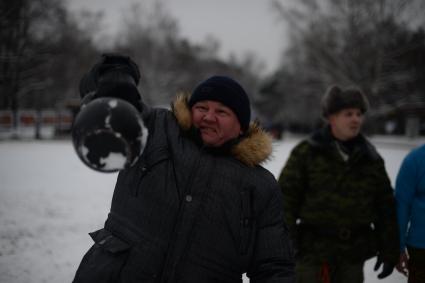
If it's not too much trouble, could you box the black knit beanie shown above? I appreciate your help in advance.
[189,76,251,132]
[321,85,369,117]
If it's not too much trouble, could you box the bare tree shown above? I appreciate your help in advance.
[112,1,261,107]
[0,0,99,110]
[261,0,425,131]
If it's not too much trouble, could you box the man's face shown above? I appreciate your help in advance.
[191,100,242,147]
[328,108,364,141]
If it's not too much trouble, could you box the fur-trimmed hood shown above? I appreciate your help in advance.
[171,94,273,167]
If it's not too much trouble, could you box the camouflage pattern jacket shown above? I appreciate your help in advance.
[278,127,399,264]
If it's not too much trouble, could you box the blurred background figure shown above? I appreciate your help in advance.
[278,86,399,283]
[395,144,425,283]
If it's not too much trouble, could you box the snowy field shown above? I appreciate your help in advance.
[0,135,419,283]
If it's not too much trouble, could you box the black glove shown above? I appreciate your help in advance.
[374,256,395,279]
[79,53,142,110]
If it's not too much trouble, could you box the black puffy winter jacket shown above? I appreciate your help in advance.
[73,95,295,283]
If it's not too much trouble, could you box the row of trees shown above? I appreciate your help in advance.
[112,2,263,106]
[0,0,260,116]
[2,0,424,135]
[0,0,100,112]
[257,0,425,133]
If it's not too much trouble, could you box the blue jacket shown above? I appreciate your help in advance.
[395,144,425,251]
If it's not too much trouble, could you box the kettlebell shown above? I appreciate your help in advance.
[72,97,146,172]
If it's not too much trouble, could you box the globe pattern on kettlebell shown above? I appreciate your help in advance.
[72,97,146,172]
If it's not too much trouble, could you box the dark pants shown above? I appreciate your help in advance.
[407,246,425,283]
[295,258,364,283]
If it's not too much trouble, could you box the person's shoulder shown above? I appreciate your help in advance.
[410,144,425,156]
[294,139,311,149]
[288,139,313,157]
[234,163,278,190]
[358,135,384,162]
[141,106,166,129]
[247,165,282,198]
[148,106,180,126]
[142,106,182,143]
[404,144,425,164]
[253,164,277,180]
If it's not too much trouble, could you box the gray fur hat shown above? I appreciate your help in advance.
[321,85,369,117]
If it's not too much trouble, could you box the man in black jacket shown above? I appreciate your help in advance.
[72,54,295,283]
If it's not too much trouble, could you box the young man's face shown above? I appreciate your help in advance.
[328,108,364,141]
[191,100,242,147]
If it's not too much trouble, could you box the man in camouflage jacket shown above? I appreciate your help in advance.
[278,86,399,283]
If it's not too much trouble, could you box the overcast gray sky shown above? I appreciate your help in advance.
[66,0,289,75]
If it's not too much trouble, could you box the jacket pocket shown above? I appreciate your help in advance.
[73,228,131,283]
[121,241,166,283]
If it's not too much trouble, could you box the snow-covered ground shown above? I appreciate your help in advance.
[0,135,418,283]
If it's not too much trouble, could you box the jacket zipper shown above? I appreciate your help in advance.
[159,145,205,282]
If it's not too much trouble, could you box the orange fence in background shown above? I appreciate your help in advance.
[0,109,73,139]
